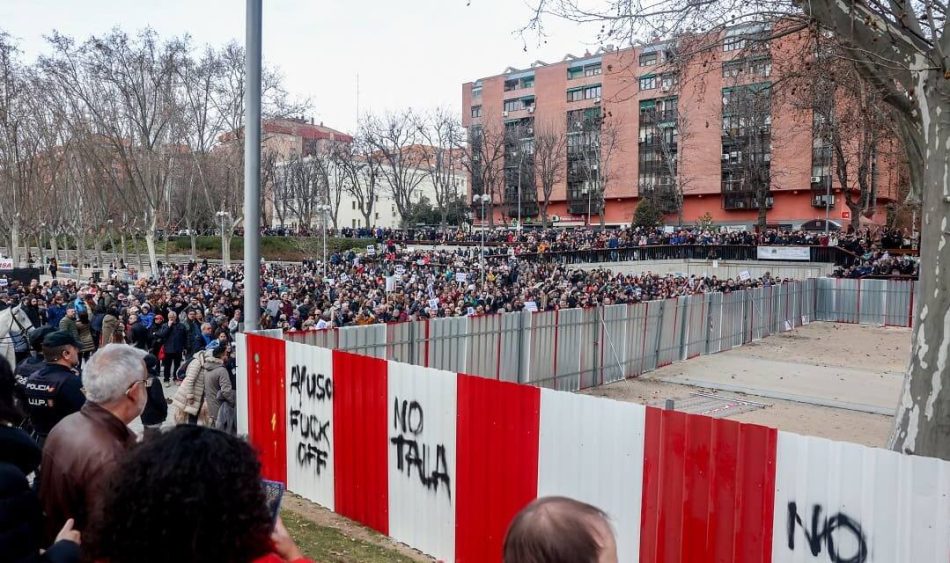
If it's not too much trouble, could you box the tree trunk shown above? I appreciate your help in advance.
[145,213,159,279]
[50,233,59,263]
[94,237,103,269]
[132,232,144,273]
[888,88,950,461]
[221,229,232,269]
[77,231,86,276]
[120,232,127,266]
[10,222,20,268]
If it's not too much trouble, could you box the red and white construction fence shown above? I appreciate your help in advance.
[236,332,950,563]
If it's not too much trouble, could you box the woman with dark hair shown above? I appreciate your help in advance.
[87,425,309,563]
[0,356,81,563]
[75,312,96,362]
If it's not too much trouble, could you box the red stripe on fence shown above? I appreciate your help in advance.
[455,374,540,563]
[245,334,288,483]
[640,407,777,563]
[332,350,389,535]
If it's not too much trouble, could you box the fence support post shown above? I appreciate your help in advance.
[592,306,601,388]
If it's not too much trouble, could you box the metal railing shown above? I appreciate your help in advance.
[284,277,914,392]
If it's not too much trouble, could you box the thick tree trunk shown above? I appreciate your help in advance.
[50,234,59,263]
[10,223,20,268]
[145,214,159,279]
[888,87,950,460]
[221,230,232,269]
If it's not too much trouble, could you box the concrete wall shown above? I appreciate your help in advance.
[576,258,834,279]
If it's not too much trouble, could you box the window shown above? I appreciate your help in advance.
[472,84,482,97]
[722,61,743,79]
[584,63,602,76]
[351,201,356,210]
[503,99,520,112]
[471,105,482,118]
[568,67,584,79]
[724,36,745,51]
[392,205,396,215]
[352,219,358,228]
[639,52,657,66]
[522,76,535,88]
[639,75,656,90]
[504,79,518,92]
[750,58,771,78]
[375,212,379,220]
[584,85,602,99]
[660,73,678,90]
[567,88,584,102]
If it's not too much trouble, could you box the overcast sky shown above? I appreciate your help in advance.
[0,0,605,134]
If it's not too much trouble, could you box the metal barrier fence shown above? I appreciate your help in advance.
[284,277,913,392]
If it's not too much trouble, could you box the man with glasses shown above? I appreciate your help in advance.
[24,331,86,447]
[39,344,147,540]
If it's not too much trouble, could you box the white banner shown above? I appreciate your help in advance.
[756,246,810,261]
[0,258,13,270]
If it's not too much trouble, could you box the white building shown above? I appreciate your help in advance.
[272,148,467,230]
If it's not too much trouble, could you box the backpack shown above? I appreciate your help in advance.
[175,354,197,381]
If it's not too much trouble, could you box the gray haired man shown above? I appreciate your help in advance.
[39,344,148,541]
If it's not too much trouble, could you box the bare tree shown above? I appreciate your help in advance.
[365,110,426,225]
[525,0,950,459]
[337,125,382,229]
[796,52,896,232]
[721,82,774,229]
[39,29,186,277]
[416,107,465,226]
[532,120,567,226]
[459,113,507,227]
[568,106,622,228]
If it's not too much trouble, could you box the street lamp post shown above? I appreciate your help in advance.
[316,204,331,278]
[473,194,490,285]
[216,210,231,267]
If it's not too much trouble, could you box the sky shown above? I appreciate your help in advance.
[0,0,605,134]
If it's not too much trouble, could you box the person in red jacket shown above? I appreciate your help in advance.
[86,425,311,563]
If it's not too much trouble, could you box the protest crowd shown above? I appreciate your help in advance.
[0,226,916,562]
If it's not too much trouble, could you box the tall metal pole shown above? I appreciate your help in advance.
[824,177,831,234]
[322,210,327,278]
[480,198,486,286]
[243,0,262,331]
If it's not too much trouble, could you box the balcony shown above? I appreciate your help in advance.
[723,194,773,210]
[812,194,835,208]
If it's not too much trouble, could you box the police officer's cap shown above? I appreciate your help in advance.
[29,326,56,349]
[43,330,81,349]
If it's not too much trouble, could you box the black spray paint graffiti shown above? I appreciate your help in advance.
[390,398,451,499]
[289,365,332,404]
[289,364,332,476]
[787,502,868,563]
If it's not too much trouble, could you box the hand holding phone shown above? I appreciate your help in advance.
[262,479,285,526]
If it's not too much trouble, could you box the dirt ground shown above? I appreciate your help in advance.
[283,494,434,562]
[583,323,911,448]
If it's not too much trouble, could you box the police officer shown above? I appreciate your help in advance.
[12,326,55,431]
[24,330,86,446]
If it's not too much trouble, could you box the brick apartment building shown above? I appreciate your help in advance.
[461,26,905,229]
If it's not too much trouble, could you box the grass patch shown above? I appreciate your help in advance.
[109,236,372,262]
[281,509,419,563]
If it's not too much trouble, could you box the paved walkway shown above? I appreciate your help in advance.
[645,336,906,416]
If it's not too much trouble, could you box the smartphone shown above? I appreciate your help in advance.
[262,479,285,526]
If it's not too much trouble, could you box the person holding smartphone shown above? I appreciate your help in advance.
[86,425,310,563]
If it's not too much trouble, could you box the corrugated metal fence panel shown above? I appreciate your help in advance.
[801,278,816,323]
[639,301,661,374]
[468,314,501,379]
[498,312,526,383]
[601,303,629,384]
[386,362,457,562]
[656,299,679,368]
[624,303,656,377]
[285,342,335,511]
[527,310,558,385]
[235,332,249,436]
[772,431,950,563]
[429,316,469,374]
[641,407,778,563]
[706,292,724,355]
[884,279,915,327]
[815,277,836,321]
[685,294,707,359]
[750,287,770,340]
[578,308,601,390]
[555,308,584,391]
[859,278,888,326]
[836,278,861,323]
[337,323,387,358]
[537,389,646,562]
